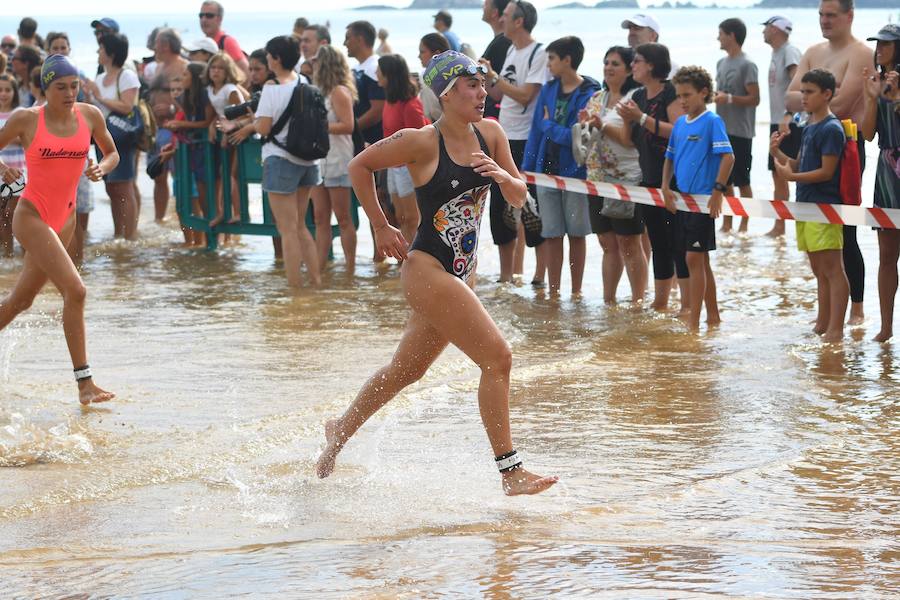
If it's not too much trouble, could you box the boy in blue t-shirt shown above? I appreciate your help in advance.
[770,68,848,343]
[662,66,735,332]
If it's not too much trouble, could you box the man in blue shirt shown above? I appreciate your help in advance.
[663,66,735,332]
[433,11,461,53]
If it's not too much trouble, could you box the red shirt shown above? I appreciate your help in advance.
[382,97,429,138]
[211,31,245,65]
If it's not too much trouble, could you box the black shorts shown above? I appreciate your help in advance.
[588,195,645,236]
[767,122,802,170]
[727,135,752,187]
[489,139,544,247]
[675,211,716,253]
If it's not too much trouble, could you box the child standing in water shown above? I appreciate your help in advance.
[662,66,734,332]
[771,68,849,343]
[0,73,25,256]
[316,52,557,496]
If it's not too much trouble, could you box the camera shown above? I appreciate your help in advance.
[223,91,261,121]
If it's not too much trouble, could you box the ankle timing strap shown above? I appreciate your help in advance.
[495,450,522,473]
[74,365,92,382]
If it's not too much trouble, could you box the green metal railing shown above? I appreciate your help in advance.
[173,130,358,250]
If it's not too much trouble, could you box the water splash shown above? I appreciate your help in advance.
[0,411,94,467]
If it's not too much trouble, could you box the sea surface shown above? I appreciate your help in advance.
[1,7,900,598]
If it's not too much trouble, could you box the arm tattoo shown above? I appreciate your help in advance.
[373,131,403,149]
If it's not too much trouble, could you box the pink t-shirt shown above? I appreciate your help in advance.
[211,31,244,65]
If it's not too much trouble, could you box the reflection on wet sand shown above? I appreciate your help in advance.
[1,188,899,597]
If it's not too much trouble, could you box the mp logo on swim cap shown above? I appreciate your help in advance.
[42,70,56,85]
[423,54,457,87]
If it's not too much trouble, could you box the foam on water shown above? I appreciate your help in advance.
[0,411,94,467]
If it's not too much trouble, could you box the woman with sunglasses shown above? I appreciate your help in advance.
[316,51,558,496]
[0,55,119,405]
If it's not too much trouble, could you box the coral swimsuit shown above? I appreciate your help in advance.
[22,106,91,233]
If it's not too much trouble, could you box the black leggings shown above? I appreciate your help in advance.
[643,204,689,280]
[843,137,867,304]
[843,225,865,304]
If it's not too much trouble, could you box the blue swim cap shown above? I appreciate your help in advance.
[41,54,80,91]
[423,51,488,98]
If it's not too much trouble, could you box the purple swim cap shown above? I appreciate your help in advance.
[41,54,80,91]
[423,51,488,98]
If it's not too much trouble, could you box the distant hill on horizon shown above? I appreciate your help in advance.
[407,0,481,7]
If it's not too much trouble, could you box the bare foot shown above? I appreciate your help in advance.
[707,315,722,327]
[873,330,892,342]
[719,226,732,233]
[822,330,844,344]
[847,315,865,327]
[315,419,344,479]
[651,301,668,312]
[813,322,827,335]
[765,227,785,238]
[78,380,115,405]
[208,213,224,228]
[227,215,242,225]
[502,468,559,496]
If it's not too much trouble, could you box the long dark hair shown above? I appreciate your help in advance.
[602,46,640,95]
[0,73,20,109]
[378,54,417,104]
[248,48,274,93]
[873,38,900,74]
[180,61,208,120]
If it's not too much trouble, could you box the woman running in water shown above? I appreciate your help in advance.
[0,55,119,405]
[316,52,557,496]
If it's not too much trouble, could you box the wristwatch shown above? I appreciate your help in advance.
[713,182,728,193]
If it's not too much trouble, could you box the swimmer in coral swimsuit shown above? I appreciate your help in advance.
[0,54,120,405]
[316,52,558,496]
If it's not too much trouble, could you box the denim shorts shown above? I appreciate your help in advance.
[262,156,321,194]
[538,186,591,238]
[387,165,415,198]
[98,143,136,183]
[75,173,94,214]
[323,174,351,188]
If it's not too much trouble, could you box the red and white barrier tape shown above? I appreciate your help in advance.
[522,172,900,230]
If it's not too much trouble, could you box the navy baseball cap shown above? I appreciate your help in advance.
[91,18,120,32]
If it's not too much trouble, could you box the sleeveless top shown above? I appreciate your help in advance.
[321,94,354,180]
[410,123,492,281]
[630,82,677,188]
[0,110,26,173]
[23,106,91,214]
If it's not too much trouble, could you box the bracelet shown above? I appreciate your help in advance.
[727,93,733,104]
[491,74,500,87]
[639,113,648,127]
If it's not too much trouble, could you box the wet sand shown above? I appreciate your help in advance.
[1,164,898,597]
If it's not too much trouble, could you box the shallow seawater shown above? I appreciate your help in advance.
[1,163,899,598]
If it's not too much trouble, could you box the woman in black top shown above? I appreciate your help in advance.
[617,43,688,313]
[316,52,557,496]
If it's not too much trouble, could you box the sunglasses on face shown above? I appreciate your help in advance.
[1,43,15,50]
[198,12,218,19]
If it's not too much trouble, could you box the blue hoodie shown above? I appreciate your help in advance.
[522,75,601,179]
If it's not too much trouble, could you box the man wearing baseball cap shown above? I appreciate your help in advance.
[184,38,219,63]
[91,17,119,37]
[763,15,802,237]
[621,14,660,48]
[433,10,461,53]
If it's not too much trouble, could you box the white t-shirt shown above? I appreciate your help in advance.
[94,69,140,120]
[498,41,549,141]
[207,83,241,118]
[256,78,316,166]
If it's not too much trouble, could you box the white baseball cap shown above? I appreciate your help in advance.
[762,16,793,34]
[184,38,219,55]
[621,14,661,35]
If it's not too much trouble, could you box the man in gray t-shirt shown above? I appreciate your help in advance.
[714,17,760,233]
[762,15,802,237]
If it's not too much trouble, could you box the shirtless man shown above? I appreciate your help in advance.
[148,28,188,222]
[785,0,870,326]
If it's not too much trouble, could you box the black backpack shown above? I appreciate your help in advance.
[268,82,330,161]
